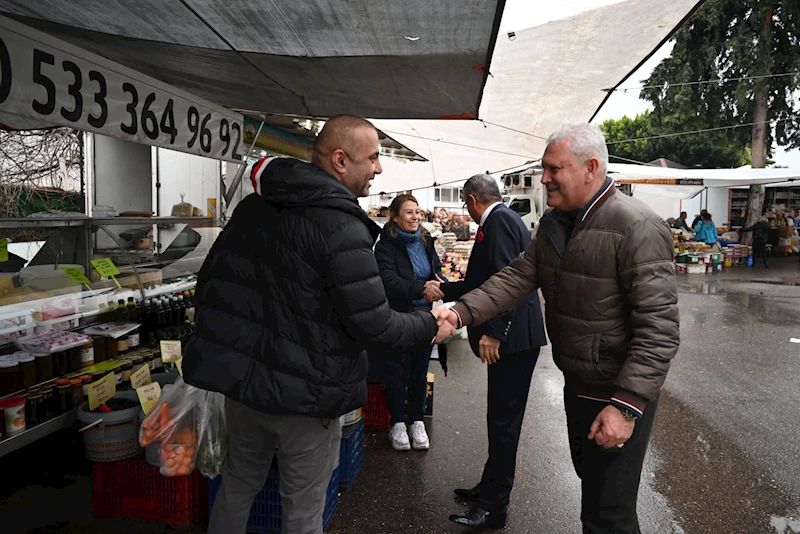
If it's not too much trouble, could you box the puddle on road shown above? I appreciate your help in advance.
[651,390,797,534]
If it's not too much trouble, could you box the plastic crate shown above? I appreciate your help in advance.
[208,466,339,533]
[91,453,208,530]
[339,418,365,490]
[364,382,390,430]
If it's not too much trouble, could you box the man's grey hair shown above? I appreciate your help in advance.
[547,123,609,176]
[462,174,502,204]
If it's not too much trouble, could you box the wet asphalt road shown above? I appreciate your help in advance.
[6,260,800,533]
[328,259,800,534]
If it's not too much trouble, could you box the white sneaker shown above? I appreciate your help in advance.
[390,423,411,451]
[409,421,430,450]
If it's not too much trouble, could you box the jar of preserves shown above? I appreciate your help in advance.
[130,355,144,373]
[55,379,73,413]
[105,337,118,360]
[16,355,36,389]
[92,336,106,363]
[69,378,83,406]
[53,351,69,376]
[34,353,54,382]
[80,374,93,398]
[25,392,44,427]
[79,341,94,368]
[0,359,20,396]
[116,335,130,357]
[68,348,81,372]
[144,353,155,372]
[40,387,55,418]
[120,361,133,387]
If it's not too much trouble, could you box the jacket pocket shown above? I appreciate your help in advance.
[591,333,602,364]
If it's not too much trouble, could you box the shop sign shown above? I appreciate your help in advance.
[0,15,245,163]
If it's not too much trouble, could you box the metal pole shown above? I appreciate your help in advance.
[224,118,266,205]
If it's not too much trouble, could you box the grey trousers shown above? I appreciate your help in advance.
[208,400,342,534]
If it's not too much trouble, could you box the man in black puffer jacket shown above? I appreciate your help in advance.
[185,115,453,534]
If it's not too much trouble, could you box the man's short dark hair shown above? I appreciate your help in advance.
[680,212,687,217]
[462,174,502,204]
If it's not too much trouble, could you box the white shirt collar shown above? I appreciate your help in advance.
[480,202,503,226]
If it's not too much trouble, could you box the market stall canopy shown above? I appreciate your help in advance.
[608,163,800,188]
[369,0,705,194]
[0,0,503,120]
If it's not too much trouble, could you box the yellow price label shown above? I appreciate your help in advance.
[136,382,162,415]
[0,238,7,263]
[130,364,152,389]
[62,266,91,286]
[88,372,116,411]
[91,258,120,277]
[175,357,183,376]
[160,340,182,363]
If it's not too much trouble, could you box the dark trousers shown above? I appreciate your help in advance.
[564,391,660,534]
[753,241,768,266]
[387,343,433,423]
[477,347,540,510]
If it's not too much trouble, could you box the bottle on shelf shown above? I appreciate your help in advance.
[126,297,141,349]
[177,295,187,323]
[171,297,181,325]
[116,299,131,322]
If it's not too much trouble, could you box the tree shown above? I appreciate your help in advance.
[640,0,800,243]
[600,111,750,167]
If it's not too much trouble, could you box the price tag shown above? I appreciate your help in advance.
[88,372,116,411]
[130,363,151,389]
[136,382,162,415]
[91,258,120,277]
[0,238,7,263]
[160,340,182,363]
[62,266,91,285]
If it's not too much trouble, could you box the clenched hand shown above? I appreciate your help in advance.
[587,405,635,448]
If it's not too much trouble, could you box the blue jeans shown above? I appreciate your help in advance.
[387,343,433,424]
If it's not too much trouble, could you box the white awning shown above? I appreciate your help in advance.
[608,163,800,188]
[369,0,704,194]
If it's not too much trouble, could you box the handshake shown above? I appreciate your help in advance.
[431,306,460,344]
[421,275,446,303]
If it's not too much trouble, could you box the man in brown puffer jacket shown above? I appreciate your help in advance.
[434,123,679,534]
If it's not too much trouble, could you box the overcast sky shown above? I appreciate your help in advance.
[498,0,800,168]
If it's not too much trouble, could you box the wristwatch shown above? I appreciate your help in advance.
[614,405,640,421]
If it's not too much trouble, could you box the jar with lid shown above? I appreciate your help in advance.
[79,341,94,368]
[68,347,81,372]
[113,365,123,386]
[120,361,133,387]
[25,392,44,426]
[130,355,144,373]
[92,336,107,363]
[33,353,54,382]
[116,334,130,357]
[53,351,69,376]
[80,374,93,398]
[55,379,73,413]
[69,378,83,406]
[0,359,20,396]
[105,337,118,360]
[16,355,36,389]
[40,387,55,418]
[144,352,155,372]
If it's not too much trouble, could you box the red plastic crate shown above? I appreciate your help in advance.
[364,382,390,430]
[92,453,208,530]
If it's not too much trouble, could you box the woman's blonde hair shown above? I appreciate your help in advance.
[385,194,426,244]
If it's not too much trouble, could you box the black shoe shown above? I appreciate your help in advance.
[454,485,481,502]
[449,506,507,529]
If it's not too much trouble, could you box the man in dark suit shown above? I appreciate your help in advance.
[440,174,547,529]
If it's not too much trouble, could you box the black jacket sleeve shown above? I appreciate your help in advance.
[481,213,527,342]
[326,219,437,352]
[374,238,425,303]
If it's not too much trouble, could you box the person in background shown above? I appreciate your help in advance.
[435,123,679,534]
[374,194,446,451]
[185,115,455,534]
[691,209,708,229]
[694,212,719,249]
[440,174,547,529]
[672,211,691,232]
[378,206,390,217]
[740,216,771,268]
